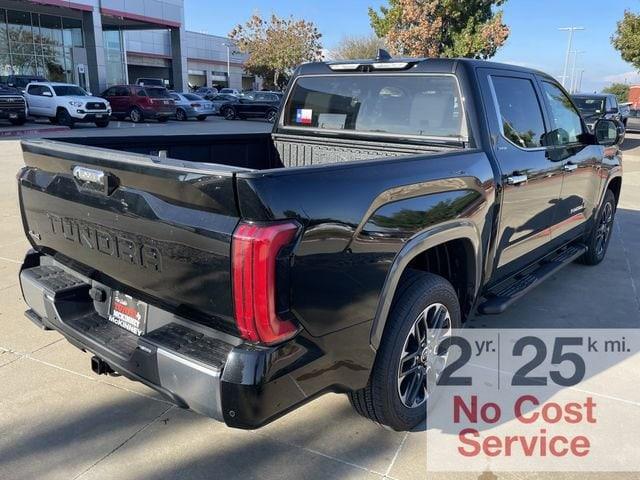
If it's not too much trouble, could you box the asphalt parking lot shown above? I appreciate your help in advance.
[0,132,639,480]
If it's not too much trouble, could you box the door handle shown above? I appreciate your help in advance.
[507,174,528,185]
[563,163,578,172]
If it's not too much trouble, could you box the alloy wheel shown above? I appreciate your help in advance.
[397,303,451,409]
[595,201,614,258]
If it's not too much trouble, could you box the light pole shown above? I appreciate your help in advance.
[569,50,585,94]
[222,42,231,87]
[577,69,585,93]
[559,27,584,89]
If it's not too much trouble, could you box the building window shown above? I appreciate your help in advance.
[0,9,83,82]
[103,29,127,86]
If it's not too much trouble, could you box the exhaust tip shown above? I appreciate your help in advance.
[91,355,114,375]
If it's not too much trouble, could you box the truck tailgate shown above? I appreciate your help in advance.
[18,139,245,333]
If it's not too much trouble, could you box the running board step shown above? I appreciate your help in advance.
[478,244,587,315]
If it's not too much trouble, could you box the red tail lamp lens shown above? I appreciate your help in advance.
[232,221,299,344]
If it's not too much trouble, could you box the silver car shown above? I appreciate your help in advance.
[170,92,216,121]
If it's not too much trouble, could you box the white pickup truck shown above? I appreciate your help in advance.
[24,82,111,128]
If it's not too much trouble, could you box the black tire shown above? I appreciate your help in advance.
[9,118,26,126]
[222,106,236,120]
[157,116,168,123]
[176,108,187,121]
[196,115,207,121]
[95,120,109,128]
[129,107,143,123]
[266,109,277,123]
[579,189,617,265]
[56,109,74,128]
[348,270,461,431]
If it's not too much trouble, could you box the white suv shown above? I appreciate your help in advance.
[24,82,111,128]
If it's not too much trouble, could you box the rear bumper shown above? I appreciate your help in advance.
[18,251,342,429]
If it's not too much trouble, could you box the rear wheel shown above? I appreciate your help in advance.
[580,189,617,265]
[266,109,277,123]
[129,107,143,123]
[222,106,236,120]
[95,120,109,128]
[348,271,460,431]
[176,108,187,121]
[56,109,74,128]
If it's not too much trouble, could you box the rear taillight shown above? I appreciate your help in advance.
[232,221,299,344]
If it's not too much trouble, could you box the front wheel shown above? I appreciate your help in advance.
[56,109,74,128]
[129,107,143,123]
[348,270,461,431]
[579,189,617,265]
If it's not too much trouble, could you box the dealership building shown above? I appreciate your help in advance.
[0,0,256,94]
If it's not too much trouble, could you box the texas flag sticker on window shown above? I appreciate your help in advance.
[296,108,313,125]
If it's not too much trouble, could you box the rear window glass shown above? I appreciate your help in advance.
[146,87,171,99]
[573,97,605,115]
[283,75,464,139]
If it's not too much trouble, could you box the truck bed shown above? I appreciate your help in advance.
[55,132,453,170]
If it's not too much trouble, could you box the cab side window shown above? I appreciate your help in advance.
[541,82,584,146]
[491,76,547,149]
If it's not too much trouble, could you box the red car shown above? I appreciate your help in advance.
[100,85,175,123]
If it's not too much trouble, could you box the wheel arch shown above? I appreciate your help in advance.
[369,220,482,350]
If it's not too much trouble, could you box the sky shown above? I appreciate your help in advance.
[184,0,639,93]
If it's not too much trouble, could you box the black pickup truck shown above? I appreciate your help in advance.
[17,57,623,431]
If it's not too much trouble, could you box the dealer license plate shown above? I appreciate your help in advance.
[9,113,17,119]
[108,291,148,336]
[96,113,104,118]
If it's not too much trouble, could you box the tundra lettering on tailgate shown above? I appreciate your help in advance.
[47,213,162,272]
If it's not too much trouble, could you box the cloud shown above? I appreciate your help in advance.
[603,70,640,85]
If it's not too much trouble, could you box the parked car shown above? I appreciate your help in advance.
[572,93,623,131]
[620,102,631,127]
[208,93,239,113]
[0,85,27,125]
[101,85,175,123]
[169,92,216,121]
[136,78,165,87]
[5,74,47,93]
[17,57,623,432]
[220,91,282,122]
[219,88,240,95]
[625,108,640,132]
[24,82,111,127]
[194,87,218,99]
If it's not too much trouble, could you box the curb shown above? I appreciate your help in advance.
[0,126,70,138]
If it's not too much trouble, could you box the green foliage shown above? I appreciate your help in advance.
[612,10,640,71]
[230,14,322,89]
[368,0,509,59]
[602,83,630,103]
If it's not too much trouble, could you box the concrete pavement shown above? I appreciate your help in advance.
[0,136,639,480]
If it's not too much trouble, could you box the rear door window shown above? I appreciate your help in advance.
[283,74,465,140]
[490,76,546,148]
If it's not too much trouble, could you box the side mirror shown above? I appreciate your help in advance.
[42,91,52,97]
[594,118,624,146]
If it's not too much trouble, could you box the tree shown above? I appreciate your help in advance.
[612,10,640,71]
[329,34,387,60]
[368,0,509,59]
[229,14,322,89]
[602,83,630,103]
